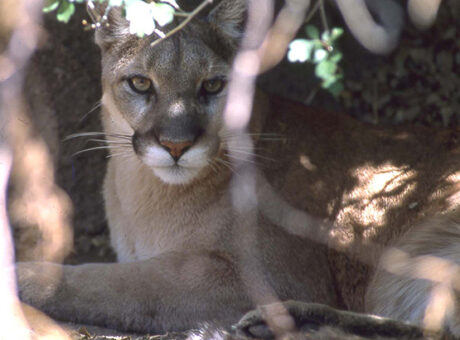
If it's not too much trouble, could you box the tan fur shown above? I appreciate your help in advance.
[16,0,460,337]
[366,209,460,335]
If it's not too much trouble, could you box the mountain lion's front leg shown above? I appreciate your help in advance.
[16,250,250,333]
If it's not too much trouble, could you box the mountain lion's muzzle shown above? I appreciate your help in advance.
[133,114,205,162]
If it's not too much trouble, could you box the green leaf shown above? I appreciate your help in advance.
[305,25,319,39]
[315,60,337,79]
[43,0,60,13]
[322,76,337,88]
[56,1,75,23]
[331,27,344,41]
[325,81,344,97]
[313,39,323,49]
[321,30,330,42]
[329,51,343,63]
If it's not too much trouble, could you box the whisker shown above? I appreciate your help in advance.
[222,145,265,151]
[87,138,132,145]
[221,138,286,146]
[224,150,260,164]
[216,156,233,166]
[220,132,285,138]
[207,160,219,174]
[212,162,221,174]
[256,137,287,142]
[107,134,132,140]
[225,154,259,166]
[107,151,133,159]
[64,132,131,141]
[65,132,106,141]
[223,136,286,143]
[72,146,126,157]
[247,133,285,137]
[78,101,102,124]
[105,144,132,148]
[214,157,236,174]
[227,149,275,162]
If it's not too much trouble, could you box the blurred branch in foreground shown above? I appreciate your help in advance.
[224,0,315,335]
[0,0,73,338]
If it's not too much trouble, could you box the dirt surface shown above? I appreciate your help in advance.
[7,0,460,338]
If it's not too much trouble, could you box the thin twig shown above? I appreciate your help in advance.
[173,12,189,17]
[304,0,322,24]
[305,85,320,105]
[319,0,329,32]
[86,0,101,23]
[150,0,213,48]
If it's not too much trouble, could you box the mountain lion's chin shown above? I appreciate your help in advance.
[137,144,212,185]
[152,165,203,185]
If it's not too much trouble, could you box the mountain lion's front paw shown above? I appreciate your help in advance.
[16,262,64,310]
[234,301,300,339]
[235,301,343,338]
[234,301,425,339]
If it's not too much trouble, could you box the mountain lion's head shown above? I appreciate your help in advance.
[95,0,247,184]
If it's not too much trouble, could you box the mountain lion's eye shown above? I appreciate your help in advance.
[201,78,226,95]
[128,76,152,94]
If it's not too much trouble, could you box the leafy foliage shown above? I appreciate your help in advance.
[43,0,176,33]
[44,0,81,23]
[288,25,344,97]
[43,0,345,97]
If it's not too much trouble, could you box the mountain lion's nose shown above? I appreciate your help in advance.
[159,140,193,161]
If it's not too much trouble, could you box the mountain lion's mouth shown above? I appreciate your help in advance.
[138,144,211,185]
[150,164,203,185]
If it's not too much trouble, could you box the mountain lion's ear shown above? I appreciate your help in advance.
[87,3,130,51]
[207,0,247,43]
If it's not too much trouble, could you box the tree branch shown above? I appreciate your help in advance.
[150,0,213,48]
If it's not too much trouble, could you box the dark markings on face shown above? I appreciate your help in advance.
[101,17,237,144]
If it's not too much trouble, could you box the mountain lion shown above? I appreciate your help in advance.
[16,0,460,337]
